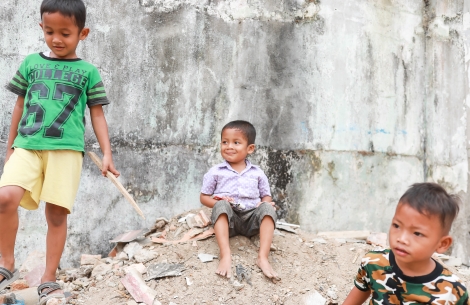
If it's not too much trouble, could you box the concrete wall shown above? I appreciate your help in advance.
[0,0,468,267]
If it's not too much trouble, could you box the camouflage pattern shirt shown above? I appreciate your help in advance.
[354,249,468,304]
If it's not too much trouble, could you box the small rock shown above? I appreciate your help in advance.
[10,279,29,291]
[92,263,112,277]
[170,225,177,231]
[272,295,279,302]
[117,252,129,261]
[80,254,102,266]
[232,280,244,291]
[312,238,327,244]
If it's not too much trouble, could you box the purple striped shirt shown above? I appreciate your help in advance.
[201,160,271,210]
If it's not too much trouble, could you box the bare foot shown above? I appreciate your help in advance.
[257,257,281,282]
[215,255,232,278]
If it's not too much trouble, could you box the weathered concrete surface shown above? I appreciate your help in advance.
[0,0,468,267]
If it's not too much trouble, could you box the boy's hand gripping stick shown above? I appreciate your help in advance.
[87,151,145,220]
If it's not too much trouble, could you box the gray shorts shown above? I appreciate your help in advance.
[211,200,277,237]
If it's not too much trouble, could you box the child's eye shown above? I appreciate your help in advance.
[63,34,70,37]
[414,232,423,237]
[235,141,240,144]
[46,32,53,35]
[392,223,399,229]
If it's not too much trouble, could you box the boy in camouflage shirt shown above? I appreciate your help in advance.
[344,183,468,305]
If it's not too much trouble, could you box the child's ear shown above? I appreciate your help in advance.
[39,23,44,29]
[79,27,90,41]
[435,235,453,254]
[247,144,255,154]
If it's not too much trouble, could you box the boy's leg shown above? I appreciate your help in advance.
[41,203,67,287]
[0,186,24,281]
[211,201,237,278]
[257,215,279,280]
[214,213,232,278]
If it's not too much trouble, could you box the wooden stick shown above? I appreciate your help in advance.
[87,151,145,219]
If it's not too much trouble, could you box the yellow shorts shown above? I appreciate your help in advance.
[0,148,83,213]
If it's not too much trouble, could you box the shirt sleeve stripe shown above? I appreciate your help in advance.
[87,98,110,107]
[90,81,104,89]
[88,93,107,99]
[87,89,106,95]
[5,83,26,96]
[14,71,28,86]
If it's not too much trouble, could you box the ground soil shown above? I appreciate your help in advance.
[5,207,470,305]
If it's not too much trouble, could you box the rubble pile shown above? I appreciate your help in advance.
[2,208,470,305]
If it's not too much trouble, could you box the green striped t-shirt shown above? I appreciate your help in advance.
[5,53,109,152]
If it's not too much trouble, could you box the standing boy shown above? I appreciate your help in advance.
[0,0,119,304]
[344,183,468,304]
[200,120,280,281]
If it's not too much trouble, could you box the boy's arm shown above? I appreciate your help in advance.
[89,105,120,177]
[343,287,370,305]
[4,96,24,164]
[200,193,217,208]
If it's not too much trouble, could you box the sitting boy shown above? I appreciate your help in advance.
[344,183,468,305]
[200,120,279,281]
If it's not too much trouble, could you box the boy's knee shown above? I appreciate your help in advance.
[46,204,68,227]
[214,200,231,210]
[0,188,20,213]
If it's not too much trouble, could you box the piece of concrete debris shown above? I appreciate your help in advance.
[273,229,285,236]
[327,285,338,300]
[366,232,388,247]
[24,264,46,287]
[10,280,29,291]
[235,264,252,286]
[124,263,147,275]
[124,242,144,260]
[185,277,193,286]
[121,268,161,305]
[276,224,298,234]
[198,254,218,263]
[232,280,244,291]
[91,263,112,278]
[110,229,151,243]
[117,252,129,261]
[317,231,370,240]
[145,263,185,281]
[134,249,158,263]
[304,290,327,305]
[80,254,102,266]
[312,238,327,244]
[19,251,46,274]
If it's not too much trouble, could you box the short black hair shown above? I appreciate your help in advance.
[221,120,256,145]
[399,182,460,233]
[40,0,87,31]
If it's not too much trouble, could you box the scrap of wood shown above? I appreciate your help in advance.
[87,152,145,219]
[317,231,370,240]
[152,228,215,244]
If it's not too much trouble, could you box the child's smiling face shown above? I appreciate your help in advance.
[220,128,255,168]
[389,202,452,276]
[40,12,89,59]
